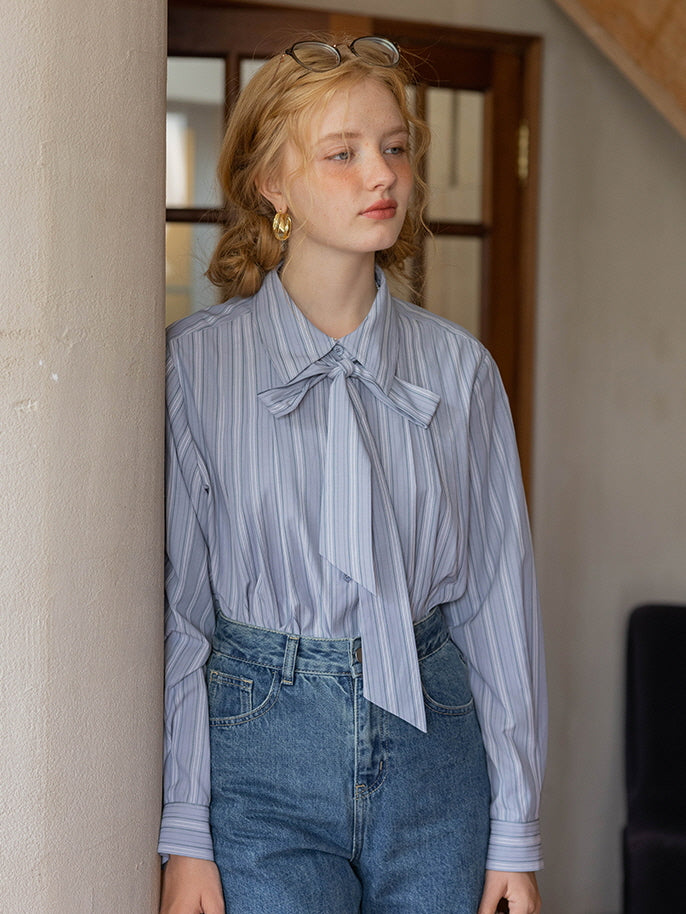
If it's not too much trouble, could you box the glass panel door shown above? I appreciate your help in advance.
[424,237,482,337]
[166,57,225,209]
[165,222,222,325]
[166,57,225,323]
[165,55,271,324]
[426,88,485,224]
[422,87,487,337]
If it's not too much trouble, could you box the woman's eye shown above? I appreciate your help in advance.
[385,145,407,156]
[329,150,351,161]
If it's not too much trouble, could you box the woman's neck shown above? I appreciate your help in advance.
[279,252,378,339]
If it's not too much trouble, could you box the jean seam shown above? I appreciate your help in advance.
[359,722,388,797]
[422,693,475,716]
[416,633,451,663]
[209,670,282,727]
[210,648,355,677]
[208,670,252,690]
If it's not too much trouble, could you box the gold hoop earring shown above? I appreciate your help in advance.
[272,211,292,242]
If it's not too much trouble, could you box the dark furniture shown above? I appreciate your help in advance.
[623,603,686,913]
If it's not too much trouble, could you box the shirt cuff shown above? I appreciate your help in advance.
[486,819,544,872]
[158,801,214,861]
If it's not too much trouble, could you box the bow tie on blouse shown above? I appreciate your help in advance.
[258,343,440,731]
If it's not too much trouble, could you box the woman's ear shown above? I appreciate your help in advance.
[257,172,287,215]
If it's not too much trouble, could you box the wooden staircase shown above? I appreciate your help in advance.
[551,0,686,140]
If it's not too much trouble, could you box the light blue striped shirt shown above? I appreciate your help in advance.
[159,268,547,871]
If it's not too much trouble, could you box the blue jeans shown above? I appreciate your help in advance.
[208,607,490,913]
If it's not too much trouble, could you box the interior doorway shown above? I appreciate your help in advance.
[166,1,541,486]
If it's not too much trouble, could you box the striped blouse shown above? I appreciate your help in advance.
[158,268,547,871]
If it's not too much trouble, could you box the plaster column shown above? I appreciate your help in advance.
[0,1,166,910]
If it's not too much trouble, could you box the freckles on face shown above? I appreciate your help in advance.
[278,79,414,257]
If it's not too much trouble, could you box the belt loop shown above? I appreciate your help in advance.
[281,634,299,686]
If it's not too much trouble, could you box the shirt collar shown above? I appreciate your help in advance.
[254,268,398,395]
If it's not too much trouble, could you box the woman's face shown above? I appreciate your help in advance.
[265,78,414,267]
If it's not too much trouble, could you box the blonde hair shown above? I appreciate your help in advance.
[206,38,431,300]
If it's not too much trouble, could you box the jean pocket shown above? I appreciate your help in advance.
[207,654,281,726]
[420,639,474,716]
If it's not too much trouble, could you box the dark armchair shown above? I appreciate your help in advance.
[623,603,686,913]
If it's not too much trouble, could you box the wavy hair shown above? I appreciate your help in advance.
[206,38,431,300]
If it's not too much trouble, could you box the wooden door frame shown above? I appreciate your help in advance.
[168,0,542,492]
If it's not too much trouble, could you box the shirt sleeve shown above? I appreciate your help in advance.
[157,344,216,861]
[443,351,547,872]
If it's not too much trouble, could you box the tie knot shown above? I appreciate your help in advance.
[328,351,356,380]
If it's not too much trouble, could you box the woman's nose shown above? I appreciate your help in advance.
[366,151,397,189]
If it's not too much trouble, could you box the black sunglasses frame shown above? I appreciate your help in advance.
[283,36,401,73]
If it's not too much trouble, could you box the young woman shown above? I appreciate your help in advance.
[159,36,546,914]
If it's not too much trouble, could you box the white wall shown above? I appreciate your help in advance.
[483,6,686,913]
[0,0,166,910]
[262,1,686,912]
[525,10,686,914]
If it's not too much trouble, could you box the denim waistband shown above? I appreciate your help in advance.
[212,606,450,677]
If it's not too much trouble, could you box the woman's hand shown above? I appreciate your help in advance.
[159,855,225,914]
[477,870,541,914]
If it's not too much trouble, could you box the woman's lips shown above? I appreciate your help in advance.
[361,200,398,219]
